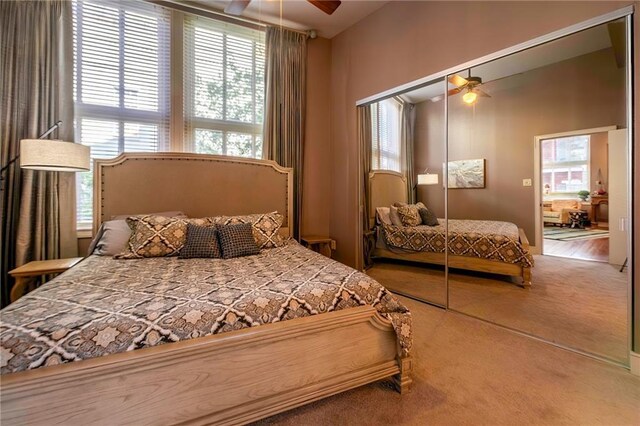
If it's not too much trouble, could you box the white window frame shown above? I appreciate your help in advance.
[371,98,402,173]
[541,135,591,196]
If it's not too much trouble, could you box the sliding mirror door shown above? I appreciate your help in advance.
[362,78,447,306]
[446,18,630,364]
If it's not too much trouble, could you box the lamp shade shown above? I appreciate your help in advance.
[20,139,90,172]
[417,173,439,185]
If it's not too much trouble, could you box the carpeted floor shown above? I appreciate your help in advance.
[254,297,640,425]
[369,254,628,364]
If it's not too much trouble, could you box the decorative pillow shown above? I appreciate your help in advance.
[397,205,422,227]
[211,212,284,249]
[116,215,188,259]
[88,220,132,256]
[179,224,221,259]
[375,207,392,225]
[389,206,404,227]
[416,202,439,226]
[218,223,260,259]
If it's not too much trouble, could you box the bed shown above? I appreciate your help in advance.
[369,170,533,287]
[0,153,412,425]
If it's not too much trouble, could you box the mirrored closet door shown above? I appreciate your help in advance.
[362,77,447,307]
[446,18,630,364]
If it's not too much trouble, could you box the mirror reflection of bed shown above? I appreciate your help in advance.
[362,17,630,366]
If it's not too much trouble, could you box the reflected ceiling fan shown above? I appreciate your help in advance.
[447,73,491,105]
[225,0,342,16]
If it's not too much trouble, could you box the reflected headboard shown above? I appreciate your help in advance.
[94,153,293,237]
[369,170,407,225]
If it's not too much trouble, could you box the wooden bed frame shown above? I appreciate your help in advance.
[1,154,411,425]
[369,170,532,287]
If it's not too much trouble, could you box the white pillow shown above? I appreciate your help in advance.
[376,207,392,225]
[389,206,403,227]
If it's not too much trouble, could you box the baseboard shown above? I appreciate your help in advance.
[631,352,640,376]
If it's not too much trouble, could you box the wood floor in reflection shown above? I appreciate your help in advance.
[543,235,609,262]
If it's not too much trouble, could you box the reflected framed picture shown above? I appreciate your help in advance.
[447,159,485,188]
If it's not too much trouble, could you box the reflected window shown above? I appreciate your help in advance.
[542,135,590,194]
[371,98,402,172]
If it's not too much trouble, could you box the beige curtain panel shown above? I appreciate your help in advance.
[358,105,373,267]
[0,0,76,306]
[398,98,416,204]
[263,26,307,240]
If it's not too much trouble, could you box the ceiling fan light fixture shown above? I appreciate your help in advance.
[462,90,478,105]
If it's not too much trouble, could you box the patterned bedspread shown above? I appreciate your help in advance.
[0,241,411,374]
[382,219,533,268]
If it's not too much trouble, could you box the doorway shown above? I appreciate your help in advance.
[534,126,617,262]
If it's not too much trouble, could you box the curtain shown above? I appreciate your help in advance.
[0,0,76,307]
[398,98,416,203]
[358,105,373,268]
[263,26,307,240]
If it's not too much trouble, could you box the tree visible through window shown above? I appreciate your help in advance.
[542,135,590,194]
[185,18,265,157]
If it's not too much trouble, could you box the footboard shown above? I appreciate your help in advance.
[0,306,410,425]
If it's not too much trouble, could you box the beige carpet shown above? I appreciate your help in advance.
[448,255,628,364]
[368,255,628,364]
[254,298,639,425]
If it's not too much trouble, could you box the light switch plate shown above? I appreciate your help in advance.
[522,179,532,187]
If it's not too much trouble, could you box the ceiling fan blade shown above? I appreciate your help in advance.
[448,74,468,87]
[308,0,341,15]
[476,89,491,98]
[225,0,251,15]
[448,87,463,96]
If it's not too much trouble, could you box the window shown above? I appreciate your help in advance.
[73,0,170,228]
[542,135,590,194]
[371,98,402,172]
[184,16,265,157]
[72,2,266,229]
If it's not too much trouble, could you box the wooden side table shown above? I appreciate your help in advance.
[9,257,84,303]
[301,236,335,258]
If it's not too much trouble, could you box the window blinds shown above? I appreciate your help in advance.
[371,98,402,172]
[73,0,171,227]
[184,16,265,158]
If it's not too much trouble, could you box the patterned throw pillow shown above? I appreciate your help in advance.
[116,215,189,259]
[218,223,261,259]
[397,205,422,227]
[179,224,221,259]
[416,202,439,226]
[211,212,284,249]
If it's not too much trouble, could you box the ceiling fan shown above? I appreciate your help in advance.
[225,0,342,16]
[447,73,491,105]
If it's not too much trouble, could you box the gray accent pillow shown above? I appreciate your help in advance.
[416,202,439,226]
[88,220,132,256]
[179,224,221,259]
[389,206,404,227]
[218,223,260,259]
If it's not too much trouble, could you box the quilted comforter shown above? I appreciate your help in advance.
[382,219,533,268]
[0,241,411,374]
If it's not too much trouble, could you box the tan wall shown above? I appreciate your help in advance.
[302,37,332,237]
[415,48,624,241]
[329,0,635,270]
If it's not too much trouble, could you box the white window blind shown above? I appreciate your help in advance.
[73,0,171,229]
[371,98,402,172]
[184,16,265,158]
[542,135,590,194]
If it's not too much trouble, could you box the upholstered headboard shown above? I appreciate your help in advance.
[369,170,407,225]
[94,153,293,237]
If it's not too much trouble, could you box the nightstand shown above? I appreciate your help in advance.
[301,236,335,258]
[9,257,84,302]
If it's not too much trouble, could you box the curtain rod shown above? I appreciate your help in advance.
[148,0,310,36]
